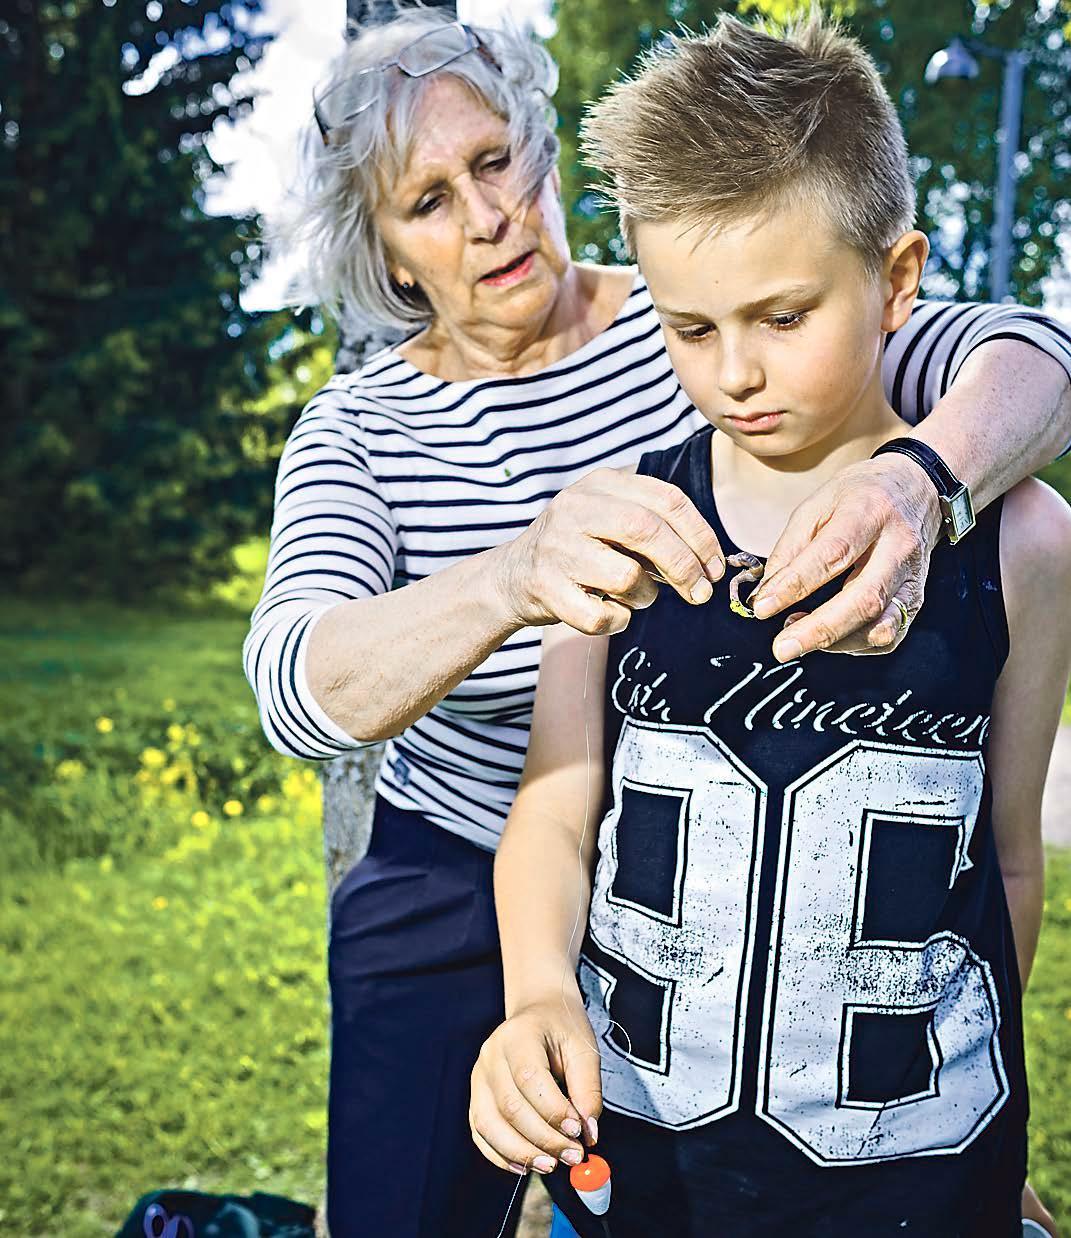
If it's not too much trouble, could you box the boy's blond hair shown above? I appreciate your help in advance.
[581,7,915,275]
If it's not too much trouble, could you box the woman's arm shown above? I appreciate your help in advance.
[987,478,1071,989]
[308,466,723,744]
[751,308,1071,662]
[469,624,609,1174]
[246,392,723,751]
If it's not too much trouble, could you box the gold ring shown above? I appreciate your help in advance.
[891,596,911,635]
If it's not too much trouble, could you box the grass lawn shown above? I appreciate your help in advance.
[0,592,1069,1234]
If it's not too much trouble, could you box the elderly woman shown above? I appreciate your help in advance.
[245,11,1071,1238]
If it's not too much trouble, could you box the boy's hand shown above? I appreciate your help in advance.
[469,991,603,1176]
[749,453,942,660]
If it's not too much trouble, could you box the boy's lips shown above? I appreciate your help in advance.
[723,410,785,432]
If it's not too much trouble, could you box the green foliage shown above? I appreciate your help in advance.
[0,0,305,598]
[548,0,1071,303]
[0,591,298,873]
[1023,847,1071,1226]
[0,804,329,1235]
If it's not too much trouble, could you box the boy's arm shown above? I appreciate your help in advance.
[469,624,609,1174]
[986,478,1071,990]
[496,623,608,1013]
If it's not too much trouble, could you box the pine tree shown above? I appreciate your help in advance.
[0,0,285,597]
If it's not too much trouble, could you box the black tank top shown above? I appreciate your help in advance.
[550,426,1028,1238]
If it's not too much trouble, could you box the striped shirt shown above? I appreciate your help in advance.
[244,278,1071,851]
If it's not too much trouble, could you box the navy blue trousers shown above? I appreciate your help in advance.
[327,796,526,1238]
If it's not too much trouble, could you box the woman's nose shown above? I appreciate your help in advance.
[456,176,509,242]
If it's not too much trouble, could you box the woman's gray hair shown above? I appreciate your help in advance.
[271,7,560,335]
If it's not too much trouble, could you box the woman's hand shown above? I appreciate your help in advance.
[749,452,943,661]
[469,990,602,1176]
[496,467,726,636]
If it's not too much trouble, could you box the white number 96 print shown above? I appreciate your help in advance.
[578,719,1009,1165]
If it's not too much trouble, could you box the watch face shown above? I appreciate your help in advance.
[945,487,975,542]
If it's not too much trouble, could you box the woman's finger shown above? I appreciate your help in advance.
[752,500,884,623]
[582,500,717,608]
[573,539,661,611]
[554,583,633,637]
[767,523,923,661]
[617,472,726,581]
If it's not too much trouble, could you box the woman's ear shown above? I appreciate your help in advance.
[882,230,929,332]
[391,263,416,292]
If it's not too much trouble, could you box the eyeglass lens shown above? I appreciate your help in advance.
[316,24,478,131]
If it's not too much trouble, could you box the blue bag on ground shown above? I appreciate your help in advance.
[115,1189,317,1238]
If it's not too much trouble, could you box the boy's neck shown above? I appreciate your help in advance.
[709,381,904,558]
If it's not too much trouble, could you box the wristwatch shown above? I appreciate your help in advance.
[871,438,976,544]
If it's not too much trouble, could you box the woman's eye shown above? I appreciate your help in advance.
[483,151,512,173]
[674,325,714,344]
[415,196,441,216]
[768,311,807,331]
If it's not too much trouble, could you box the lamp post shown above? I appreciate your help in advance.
[925,36,1029,301]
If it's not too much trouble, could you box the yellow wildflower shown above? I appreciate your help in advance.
[56,759,86,781]
[152,896,169,910]
[99,855,114,873]
[256,794,277,814]
[95,716,114,734]
[162,698,176,712]
[141,747,166,769]
[223,799,244,817]
[166,724,185,744]
[190,810,210,829]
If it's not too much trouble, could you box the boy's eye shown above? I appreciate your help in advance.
[768,311,808,331]
[674,324,714,344]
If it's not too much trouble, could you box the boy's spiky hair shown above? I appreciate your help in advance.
[580,7,915,274]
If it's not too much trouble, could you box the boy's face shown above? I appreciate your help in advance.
[636,204,901,459]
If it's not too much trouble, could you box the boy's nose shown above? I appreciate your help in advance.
[716,340,764,400]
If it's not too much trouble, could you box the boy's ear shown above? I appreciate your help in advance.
[881,230,929,332]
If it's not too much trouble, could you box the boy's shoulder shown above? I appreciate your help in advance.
[637,424,713,487]
[998,477,1071,626]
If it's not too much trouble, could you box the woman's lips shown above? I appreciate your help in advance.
[723,411,784,432]
[479,251,535,287]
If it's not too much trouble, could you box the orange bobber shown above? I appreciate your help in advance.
[569,1153,612,1216]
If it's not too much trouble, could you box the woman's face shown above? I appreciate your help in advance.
[374,75,571,338]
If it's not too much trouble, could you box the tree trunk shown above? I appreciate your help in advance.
[321,2,456,907]
[317,307,394,906]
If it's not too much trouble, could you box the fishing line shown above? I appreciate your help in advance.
[493,633,626,1238]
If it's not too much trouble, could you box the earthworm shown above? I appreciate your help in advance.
[726,552,765,619]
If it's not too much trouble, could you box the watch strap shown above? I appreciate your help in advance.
[871,438,959,499]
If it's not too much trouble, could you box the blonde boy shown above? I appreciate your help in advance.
[470,11,1071,1236]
